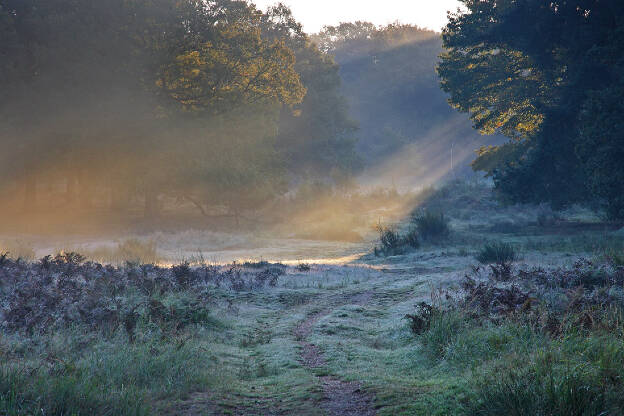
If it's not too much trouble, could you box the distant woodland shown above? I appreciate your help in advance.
[2,0,622,229]
[0,0,358,224]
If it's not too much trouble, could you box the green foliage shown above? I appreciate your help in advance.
[374,224,420,256]
[439,0,624,217]
[411,211,450,243]
[577,77,624,219]
[0,0,358,222]
[476,242,518,265]
[375,225,404,256]
[420,310,465,360]
[467,346,621,416]
[414,258,624,415]
[0,363,148,416]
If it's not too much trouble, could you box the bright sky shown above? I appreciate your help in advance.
[251,0,464,33]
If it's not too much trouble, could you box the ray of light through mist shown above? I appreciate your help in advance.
[0,0,487,265]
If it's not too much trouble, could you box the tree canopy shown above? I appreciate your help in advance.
[0,0,357,224]
[439,0,624,218]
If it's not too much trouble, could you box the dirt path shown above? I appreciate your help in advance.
[294,292,376,416]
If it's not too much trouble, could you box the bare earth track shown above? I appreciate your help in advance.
[294,292,376,416]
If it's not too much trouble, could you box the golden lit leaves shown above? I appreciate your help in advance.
[158,24,306,114]
[471,141,528,175]
[438,45,546,139]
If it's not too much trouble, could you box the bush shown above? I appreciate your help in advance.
[476,242,518,265]
[405,302,439,335]
[403,227,421,249]
[0,364,148,416]
[374,224,420,256]
[467,353,611,416]
[411,211,450,242]
[605,249,624,267]
[420,310,465,359]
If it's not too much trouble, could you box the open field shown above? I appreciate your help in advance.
[1,181,623,415]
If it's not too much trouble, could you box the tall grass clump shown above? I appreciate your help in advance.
[476,242,518,265]
[605,248,624,267]
[0,364,148,416]
[466,343,623,416]
[411,211,450,243]
[419,310,465,359]
[374,224,420,256]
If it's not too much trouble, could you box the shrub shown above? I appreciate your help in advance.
[476,242,518,265]
[242,260,270,269]
[374,224,420,256]
[405,302,439,335]
[403,227,421,249]
[467,354,609,416]
[605,249,624,267]
[375,225,405,256]
[420,310,465,359]
[411,211,450,242]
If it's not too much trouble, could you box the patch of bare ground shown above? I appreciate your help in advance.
[320,377,376,416]
[159,392,281,416]
[158,392,221,416]
[294,291,377,416]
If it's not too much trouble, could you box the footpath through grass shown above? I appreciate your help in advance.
[2,181,624,415]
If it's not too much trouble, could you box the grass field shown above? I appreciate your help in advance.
[1,181,623,415]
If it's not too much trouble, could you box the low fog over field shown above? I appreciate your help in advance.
[2,1,624,415]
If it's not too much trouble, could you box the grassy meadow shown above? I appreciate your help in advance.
[1,181,623,415]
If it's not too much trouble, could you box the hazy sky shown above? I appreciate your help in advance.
[252,0,464,33]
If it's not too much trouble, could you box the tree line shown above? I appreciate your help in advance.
[439,0,624,219]
[0,0,358,221]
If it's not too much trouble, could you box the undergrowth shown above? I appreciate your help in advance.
[0,253,289,414]
[411,211,450,243]
[476,242,518,265]
[407,259,624,415]
[374,224,420,256]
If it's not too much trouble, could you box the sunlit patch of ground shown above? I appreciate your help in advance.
[0,231,373,266]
